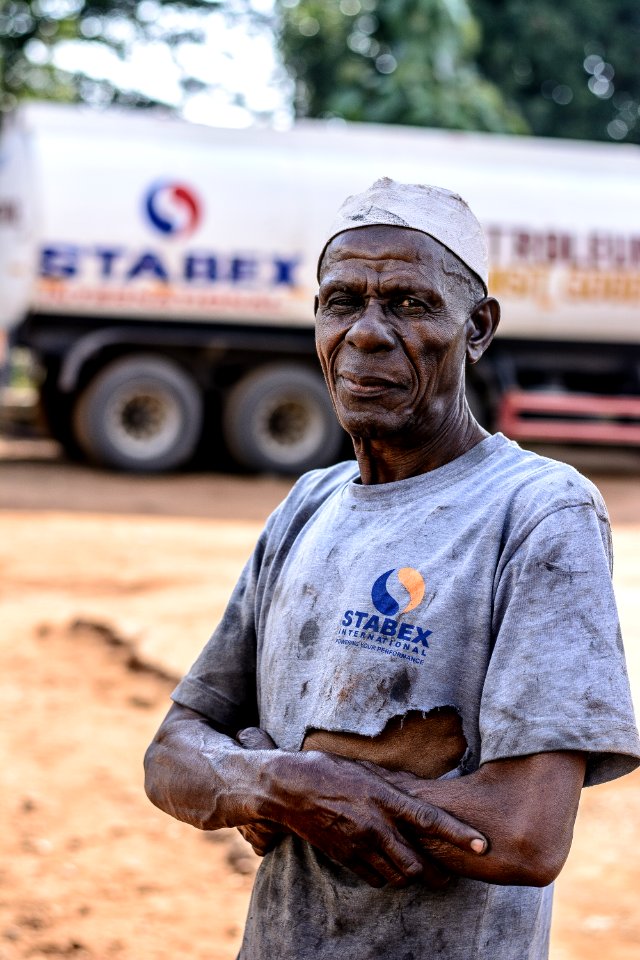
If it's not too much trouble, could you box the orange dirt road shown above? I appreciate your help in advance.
[1,438,639,960]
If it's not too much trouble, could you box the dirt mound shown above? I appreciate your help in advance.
[0,619,257,960]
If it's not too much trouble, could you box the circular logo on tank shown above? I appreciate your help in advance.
[144,182,201,237]
[371,567,426,616]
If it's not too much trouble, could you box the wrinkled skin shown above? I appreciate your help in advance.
[314,225,500,483]
[232,726,585,887]
[235,727,283,857]
[145,704,584,888]
[144,226,587,888]
[146,704,487,889]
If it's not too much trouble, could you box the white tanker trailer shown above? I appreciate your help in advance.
[1,102,639,473]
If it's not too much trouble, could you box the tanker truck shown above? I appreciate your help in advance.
[1,102,639,474]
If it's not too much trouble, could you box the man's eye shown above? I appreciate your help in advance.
[394,297,427,314]
[328,296,361,311]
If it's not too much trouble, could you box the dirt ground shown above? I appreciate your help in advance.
[1,438,639,960]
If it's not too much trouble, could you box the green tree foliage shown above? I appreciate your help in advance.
[277,0,526,132]
[472,0,640,143]
[0,0,267,110]
[5,0,637,145]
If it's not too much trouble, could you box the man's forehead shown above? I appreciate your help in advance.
[320,226,447,277]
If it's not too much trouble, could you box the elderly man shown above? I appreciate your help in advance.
[144,179,640,960]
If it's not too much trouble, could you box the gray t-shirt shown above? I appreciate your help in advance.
[172,433,640,960]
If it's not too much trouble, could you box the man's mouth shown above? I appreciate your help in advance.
[338,372,403,397]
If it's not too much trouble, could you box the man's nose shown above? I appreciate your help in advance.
[345,300,396,352]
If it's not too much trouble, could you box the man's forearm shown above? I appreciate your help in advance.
[144,703,273,830]
[230,726,585,888]
[218,723,584,889]
[375,751,586,887]
[144,707,489,889]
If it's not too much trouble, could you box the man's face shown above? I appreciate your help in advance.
[315,225,480,443]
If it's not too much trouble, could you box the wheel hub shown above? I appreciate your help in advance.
[266,401,309,446]
[106,385,182,459]
[120,394,166,439]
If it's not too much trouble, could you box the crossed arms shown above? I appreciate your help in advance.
[144,702,586,889]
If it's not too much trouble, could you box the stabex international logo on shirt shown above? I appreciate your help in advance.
[335,567,433,667]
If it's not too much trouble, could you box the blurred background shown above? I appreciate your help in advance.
[1,3,639,959]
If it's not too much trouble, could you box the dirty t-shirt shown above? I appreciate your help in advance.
[172,433,640,960]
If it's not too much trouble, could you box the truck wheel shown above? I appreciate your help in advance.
[223,364,343,474]
[73,355,203,472]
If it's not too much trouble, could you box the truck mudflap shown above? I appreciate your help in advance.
[498,390,640,445]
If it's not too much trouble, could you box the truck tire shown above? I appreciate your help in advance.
[223,364,343,474]
[73,355,203,472]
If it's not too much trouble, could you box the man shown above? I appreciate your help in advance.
[144,179,640,960]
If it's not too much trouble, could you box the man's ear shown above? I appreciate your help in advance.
[313,294,319,316]
[466,297,500,364]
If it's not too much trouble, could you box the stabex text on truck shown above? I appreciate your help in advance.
[1,103,639,474]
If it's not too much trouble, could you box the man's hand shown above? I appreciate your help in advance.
[260,742,487,888]
[235,729,587,889]
[145,706,487,889]
[234,726,486,885]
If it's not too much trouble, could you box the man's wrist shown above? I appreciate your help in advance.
[251,748,312,825]
[216,742,299,827]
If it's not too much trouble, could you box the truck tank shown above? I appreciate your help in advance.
[2,103,639,472]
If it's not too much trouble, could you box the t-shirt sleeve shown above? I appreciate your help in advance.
[170,524,270,732]
[479,503,640,786]
[168,462,358,732]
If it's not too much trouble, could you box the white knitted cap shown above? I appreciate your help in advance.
[318,177,488,290]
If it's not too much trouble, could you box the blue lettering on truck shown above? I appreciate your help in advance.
[39,246,301,287]
[41,245,79,277]
[39,183,302,287]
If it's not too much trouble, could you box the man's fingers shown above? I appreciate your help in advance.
[236,727,277,750]
[377,768,419,794]
[365,850,422,889]
[359,761,486,854]
[361,760,416,791]
[344,857,390,888]
[346,847,447,890]
[237,819,283,856]
[237,824,263,846]
[417,855,451,889]
[238,828,270,856]
[409,800,488,855]
[240,834,275,856]
[375,828,426,882]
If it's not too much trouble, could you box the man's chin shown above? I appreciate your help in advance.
[338,412,404,442]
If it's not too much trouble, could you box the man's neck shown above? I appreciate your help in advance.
[352,415,489,485]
